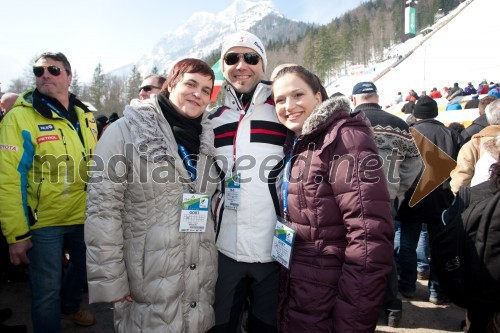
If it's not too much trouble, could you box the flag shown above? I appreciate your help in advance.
[210,59,225,102]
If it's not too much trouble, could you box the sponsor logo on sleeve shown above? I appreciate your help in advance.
[36,135,60,144]
[0,144,19,152]
[38,124,55,131]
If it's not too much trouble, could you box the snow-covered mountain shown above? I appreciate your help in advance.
[113,0,294,78]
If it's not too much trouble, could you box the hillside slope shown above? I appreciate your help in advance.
[375,0,500,104]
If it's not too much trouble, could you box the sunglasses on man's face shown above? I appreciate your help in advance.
[33,65,63,77]
[138,85,161,93]
[224,52,261,66]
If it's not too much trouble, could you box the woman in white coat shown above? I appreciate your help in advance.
[85,58,219,333]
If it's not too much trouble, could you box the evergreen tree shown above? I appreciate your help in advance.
[203,51,220,67]
[80,85,91,104]
[7,78,30,94]
[339,25,354,75]
[441,0,460,13]
[126,66,142,103]
[350,16,361,64]
[89,63,105,112]
[14,57,38,92]
[303,31,316,71]
[315,26,335,81]
[289,39,298,54]
[103,75,126,116]
[70,70,82,97]
[359,17,371,65]
[391,0,404,43]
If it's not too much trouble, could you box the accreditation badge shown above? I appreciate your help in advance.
[224,173,241,210]
[179,193,210,232]
[271,218,296,269]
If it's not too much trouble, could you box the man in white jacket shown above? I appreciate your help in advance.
[208,31,287,333]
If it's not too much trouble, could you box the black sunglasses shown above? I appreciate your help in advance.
[138,85,161,93]
[33,65,63,77]
[224,52,261,66]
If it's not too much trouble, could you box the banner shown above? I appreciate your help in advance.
[405,6,416,35]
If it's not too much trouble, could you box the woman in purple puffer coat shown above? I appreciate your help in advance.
[271,66,394,333]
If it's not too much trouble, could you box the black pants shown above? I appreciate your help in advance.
[384,259,403,311]
[208,252,279,333]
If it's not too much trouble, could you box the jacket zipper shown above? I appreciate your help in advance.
[58,129,70,161]
[33,177,44,222]
[84,116,97,146]
[294,142,307,210]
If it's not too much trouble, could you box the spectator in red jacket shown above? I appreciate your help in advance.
[405,89,419,102]
[478,79,490,95]
[429,87,442,99]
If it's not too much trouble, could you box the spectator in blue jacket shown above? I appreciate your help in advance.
[446,101,463,110]
[488,84,500,98]
[463,82,477,96]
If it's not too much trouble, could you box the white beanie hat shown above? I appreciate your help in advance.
[220,31,267,72]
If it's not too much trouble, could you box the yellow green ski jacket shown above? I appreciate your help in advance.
[0,89,97,244]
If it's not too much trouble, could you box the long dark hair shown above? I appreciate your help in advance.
[271,65,328,102]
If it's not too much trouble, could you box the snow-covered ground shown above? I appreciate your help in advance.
[325,0,500,111]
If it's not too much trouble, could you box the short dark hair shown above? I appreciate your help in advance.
[35,52,72,76]
[272,65,328,102]
[144,74,167,88]
[161,58,214,98]
[447,122,465,133]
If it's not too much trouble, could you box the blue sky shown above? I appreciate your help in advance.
[1,0,363,86]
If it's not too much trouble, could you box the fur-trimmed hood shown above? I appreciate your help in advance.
[483,134,500,161]
[301,96,353,135]
[123,97,215,163]
[284,95,371,155]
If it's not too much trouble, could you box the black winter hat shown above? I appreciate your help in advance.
[413,96,438,119]
[96,115,108,129]
[108,112,119,123]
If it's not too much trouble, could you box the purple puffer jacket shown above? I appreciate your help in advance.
[277,97,394,333]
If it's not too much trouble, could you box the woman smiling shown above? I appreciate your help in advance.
[85,58,219,333]
[272,65,394,333]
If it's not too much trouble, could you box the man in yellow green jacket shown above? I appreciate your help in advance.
[0,52,97,333]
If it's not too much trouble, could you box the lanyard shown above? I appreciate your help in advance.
[231,110,246,166]
[282,137,298,216]
[178,144,197,182]
[230,99,250,171]
[42,97,80,134]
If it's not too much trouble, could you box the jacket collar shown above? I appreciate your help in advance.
[412,118,444,127]
[223,81,273,113]
[301,96,352,136]
[353,102,382,113]
[21,88,90,119]
[123,97,215,163]
[474,125,500,139]
[472,114,488,127]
